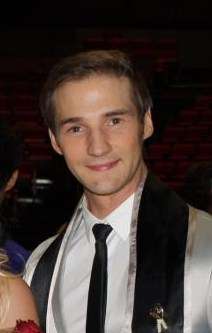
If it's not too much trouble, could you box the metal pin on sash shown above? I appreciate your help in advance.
[149,303,168,333]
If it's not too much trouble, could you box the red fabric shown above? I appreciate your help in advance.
[14,320,43,333]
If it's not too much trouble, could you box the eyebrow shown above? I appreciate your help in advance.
[59,117,83,128]
[104,109,132,117]
[59,108,132,128]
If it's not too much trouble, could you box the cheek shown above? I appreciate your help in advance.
[111,130,142,155]
[63,150,78,165]
[62,143,85,167]
[125,132,143,151]
[128,136,144,164]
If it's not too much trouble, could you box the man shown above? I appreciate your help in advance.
[24,50,212,333]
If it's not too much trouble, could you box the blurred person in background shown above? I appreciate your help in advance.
[0,120,40,330]
[0,250,40,332]
[0,119,30,273]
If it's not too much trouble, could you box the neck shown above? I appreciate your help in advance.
[85,194,127,219]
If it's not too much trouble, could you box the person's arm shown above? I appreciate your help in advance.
[0,277,39,330]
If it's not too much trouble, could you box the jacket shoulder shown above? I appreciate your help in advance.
[24,235,57,284]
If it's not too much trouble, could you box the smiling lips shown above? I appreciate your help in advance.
[86,159,120,171]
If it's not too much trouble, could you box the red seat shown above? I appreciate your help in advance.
[146,143,171,160]
[176,110,199,125]
[10,81,37,96]
[19,162,35,179]
[183,126,209,142]
[13,95,38,111]
[195,143,212,161]
[196,96,212,105]
[207,131,212,142]
[15,121,47,142]
[200,109,212,120]
[197,120,212,127]
[27,142,51,156]
[176,161,192,175]
[27,142,53,162]
[0,95,10,110]
[170,143,195,160]
[151,161,176,178]
[0,109,10,116]
[14,109,42,122]
[163,126,185,143]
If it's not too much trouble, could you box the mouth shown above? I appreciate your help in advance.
[86,159,120,172]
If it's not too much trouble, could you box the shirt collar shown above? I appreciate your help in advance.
[82,193,135,243]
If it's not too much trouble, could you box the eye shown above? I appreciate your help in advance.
[67,125,83,134]
[109,117,122,126]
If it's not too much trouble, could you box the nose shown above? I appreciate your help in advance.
[87,128,112,157]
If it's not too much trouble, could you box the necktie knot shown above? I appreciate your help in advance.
[92,224,112,242]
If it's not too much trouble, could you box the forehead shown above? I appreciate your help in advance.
[53,74,135,115]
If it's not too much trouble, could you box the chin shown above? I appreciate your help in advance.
[84,180,128,197]
[85,187,118,196]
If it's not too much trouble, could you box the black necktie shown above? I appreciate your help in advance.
[86,223,113,333]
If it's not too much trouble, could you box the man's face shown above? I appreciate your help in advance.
[49,75,153,199]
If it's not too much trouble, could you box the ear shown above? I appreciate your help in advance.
[143,109,154,140]
[5,170,19,192]
[48,129,63,155]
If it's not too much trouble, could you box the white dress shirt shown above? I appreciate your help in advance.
[59,193,135,333]
[24,186,212,333]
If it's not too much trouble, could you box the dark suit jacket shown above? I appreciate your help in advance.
[28,173,212,332]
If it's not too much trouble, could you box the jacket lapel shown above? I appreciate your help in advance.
[132,173,189,332]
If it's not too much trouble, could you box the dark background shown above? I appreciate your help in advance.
[1,0,212,249]
[0,0,211,67]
